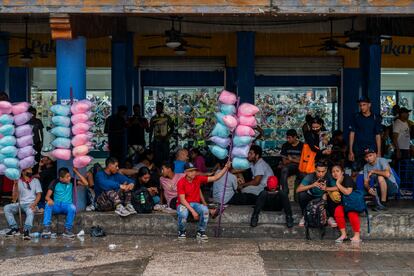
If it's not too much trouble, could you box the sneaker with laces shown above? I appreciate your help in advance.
[153,204,167,211]
[115,205,131,217]
[178,231,186,239]
[23,230,31,240]
[125,204,137,214]
[63,229,75,238]
[41,227,52,239]
[328,217,338,228]
[86,204,95,212]
[196,231,208,240]
[299,216,305,227]
[5,228,20,237]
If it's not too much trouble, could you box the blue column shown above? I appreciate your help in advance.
[111,34,135,114]
[360,40,381,115]
[237,32,255,103]
[0,33,9,95]
[9,67,29,102]
[225,67,237,93]
[342,68,361,143]
[56,37,86,101]
[133,67,140,108]
[56,36,87,211]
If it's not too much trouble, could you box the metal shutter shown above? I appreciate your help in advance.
[139,57,225,72]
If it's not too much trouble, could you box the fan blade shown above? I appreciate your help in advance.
[320,35,346,39]
[142,35,164,38]
[0,52,21,57]
[180,33,211,39]
[185,45,211,49]
[148,45,168,49]
[299,44,322,48]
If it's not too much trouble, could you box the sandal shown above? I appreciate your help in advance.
[350,238,362,243]
[335,236,348,243]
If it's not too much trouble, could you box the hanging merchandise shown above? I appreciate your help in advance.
[50,104,72,161]
[0,102,19,180]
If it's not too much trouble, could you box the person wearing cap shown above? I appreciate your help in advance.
[348,96,382,171]
[363,148,398,211]
[250,176,293,228]
[278,129,303,195]
[392,107,412,160]
[176,160,231,240]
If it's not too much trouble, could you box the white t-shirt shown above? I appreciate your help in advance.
[242,158,274,196]
[18,178,42,205]
[393,119,411,150]
[212,170,237,204]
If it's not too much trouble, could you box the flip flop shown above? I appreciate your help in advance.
[335,236,348,243]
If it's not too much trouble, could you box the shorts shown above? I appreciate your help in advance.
[370,175,399,196]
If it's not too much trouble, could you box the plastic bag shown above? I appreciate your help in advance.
[0,101,12,114]
[0,125,15,136]
[19,156,35,170]
[15,125,33,138]
[71,113,90,124]
[72,145,89,157]
[232,157,250,170]
[52,116,71,127]
[238,103,260,116]
[71,134,92,147]
[0,136,16,147]
[233,136,253,147]
[51,137,71,149]
[4,158,19,169]
[16,135,33,148]
[0,114,14,125]
[215,112,226,125]
[5,168,20,180]
[51,104,71,116]
[209,145,228,160]
[72,123,91,135]
[222,115,238,130]
[231,145,250,158]
[11,102,30,115]
[71,100,92,114]
[220,104,236,115]
[209,136,230,148]
[52,149,72,160]
[211,123,230,138]
[235,125,255,137]
[0,146,18,158]
[17,146,36,160]
[14,112,32,126]
[238,115,257,127]
[218,90,237,105]
[51,127,71,138]
[73,156,93,168]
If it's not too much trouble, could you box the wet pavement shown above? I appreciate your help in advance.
[0,235,414,275]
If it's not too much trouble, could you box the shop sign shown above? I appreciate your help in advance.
[382,41,414,56]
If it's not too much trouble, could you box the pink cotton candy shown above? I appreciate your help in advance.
[238,103,260,116]
[16,135,33,148]
[15,125,33,138]
[71,100,92,114]
[19,156,35,170]
[238,115,257,127]
[71,134,90,147]
[12,102,30,115]
[17,146,36,160]
[222,115,238,130]
[72,123,91,135]
[72,145,89,157]
[235,125,255,137]
[218,90,237,105]
[0,101,12,114]
[71,113,90,124]
[73,155,92,169]
[52,149,71,160]
[14,112,32,126]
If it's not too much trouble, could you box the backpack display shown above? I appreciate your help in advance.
[299,144,317,174]
[304,198,327,240]
[131,187,154,213]
[342,190,370,233]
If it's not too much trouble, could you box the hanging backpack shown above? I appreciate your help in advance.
[299,144,317,174]
[131,187,154,214]
[304,197,327,240]
[342,190,370,233]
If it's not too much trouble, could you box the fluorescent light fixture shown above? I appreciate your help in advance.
[381,72,409,75]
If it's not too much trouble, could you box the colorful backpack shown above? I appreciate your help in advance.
[304,197,327,240]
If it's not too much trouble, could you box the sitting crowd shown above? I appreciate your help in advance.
[2,96,409,242]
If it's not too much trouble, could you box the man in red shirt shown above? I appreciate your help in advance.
[177,161,230,240]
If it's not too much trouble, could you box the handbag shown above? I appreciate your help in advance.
[299,144,317,174]
[342,190,370,233]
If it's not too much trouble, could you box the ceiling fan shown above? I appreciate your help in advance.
[0,17,49,63]
[144,16,211,54]
[300,19,357,55]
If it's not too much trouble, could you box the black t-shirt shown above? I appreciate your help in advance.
[280,141,304,158]
[339,175,357,192]
[128,115,148,146]
[39,166,57,201]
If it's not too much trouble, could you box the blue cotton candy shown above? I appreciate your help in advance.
[232,157,250,170]
[0,114,13,125]
[52,137,71,149]
[51,126,71,138]
[0,154,5,163]
[0,146,17,158]
[52,116,71,127]
[233,136,253,147]
[5,168,20,180]
[0,136,16,147]
[4,158,19,169]
[220,104,236,115]
[209,136,230,148]
[51,104,71,116]
[209,145,228,160]
[211,123,230,138]
[215,112,226,125]
[0,125,15,136]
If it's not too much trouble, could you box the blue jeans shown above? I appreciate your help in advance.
[43,202,76,231]
[177,203,209,232]
[4,203,34,231]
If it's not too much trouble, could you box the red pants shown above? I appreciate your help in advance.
[334,205,360,232]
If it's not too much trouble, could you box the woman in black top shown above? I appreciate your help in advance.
[331,165,361,243]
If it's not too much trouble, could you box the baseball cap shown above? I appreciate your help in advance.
[398,107,412,114]
[267,176,279,191]
[357,96,371,103]
[184,162,198,172]
[363,147,376,155]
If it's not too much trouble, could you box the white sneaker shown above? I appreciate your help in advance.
[162,207,177,214]
[328,217,338,228]
[299,216,305,227]
[125,204,137,214]
[86,204,95,212]
[153,204,167,211]
[115,205,131,217]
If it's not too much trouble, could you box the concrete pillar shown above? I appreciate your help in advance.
[237,32,255,104]
[9,67,29,102]
[0,33,9,95]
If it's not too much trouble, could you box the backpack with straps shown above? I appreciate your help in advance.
[342,190,371,233]
[131,187,154,213]
[304,197,327,240]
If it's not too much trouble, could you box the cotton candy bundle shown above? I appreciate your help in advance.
[71,99,93,168]
[13,112,32,126]
[211,123,230,138]
[222,115,238,130]
[11,102,30,115]
[237,103,260,116]
[209,145,228,160]
[232,157,250,170]
[235,125,255,137]
[51,104,72,161]
[231,145,250,158]
[218,90,237,105]
[209,136,230,148]
[220,104,236,115]
[0,101,12,114]
[52,148,71,161]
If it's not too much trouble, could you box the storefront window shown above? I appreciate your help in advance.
[255,87,338,155]
[30,68,111,152]
[380,91,414,126]
[144,86,223,150]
